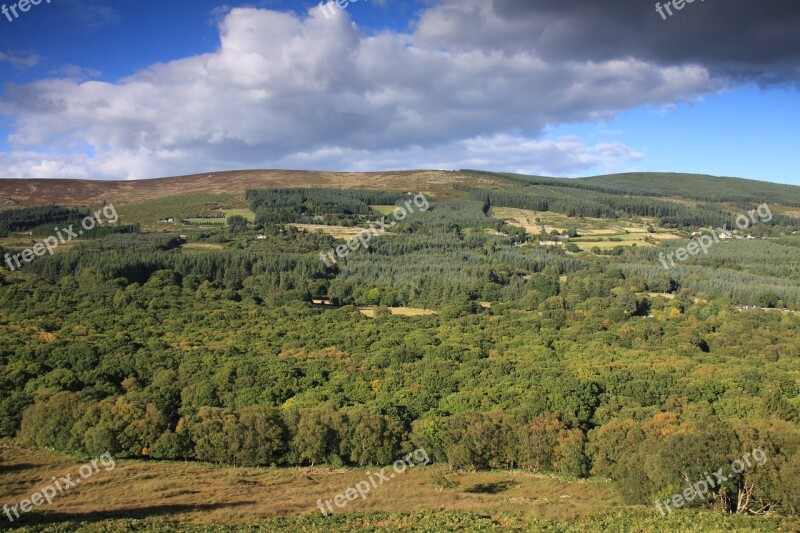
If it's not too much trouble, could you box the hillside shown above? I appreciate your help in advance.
[0,170,502,208]
[3,170,800,211]
[1,172,800,532]
[461,170,800,207]
[579,173,800,206]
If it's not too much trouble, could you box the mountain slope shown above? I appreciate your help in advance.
[2,169,800,209]
[463,170,800,207]
[0,170,502,208]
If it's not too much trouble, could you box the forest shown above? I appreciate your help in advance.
[1,178,800,527]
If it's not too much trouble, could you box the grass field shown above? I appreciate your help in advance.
[3,447,798,532]
[371,205,398,216]
[183,218,226,225]
[490,207,571,234]
[222,209,256,222]
[0,235,83,255]
[0,446,620,526]
[490,208,681,252]
[358,307,437,317]
[180,243,227,252]
[183,209,256,226]
[115,194,241,227]
[291,224,389,240]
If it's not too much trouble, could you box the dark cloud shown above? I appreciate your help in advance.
[436,0,800,83]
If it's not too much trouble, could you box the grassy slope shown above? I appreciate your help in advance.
[4,168,800,211]
[462,169,800,207]
[3,447,798,532]
[0,446,619,526]
[579,172,800,206]
[0,170,501,208]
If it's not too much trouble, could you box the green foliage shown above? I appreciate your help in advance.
[4,186,800,526]
[462,168,800,208]
[247,188,408,225]
[226,215,249,233]
[0,205,86,231]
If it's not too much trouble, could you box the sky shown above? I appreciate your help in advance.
[0,0,798,184]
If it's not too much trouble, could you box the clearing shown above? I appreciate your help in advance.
[489,208,681,251]
[291,224,388,240]
[359,307,437,317]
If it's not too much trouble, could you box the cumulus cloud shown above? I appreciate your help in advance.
[0,2,723,179]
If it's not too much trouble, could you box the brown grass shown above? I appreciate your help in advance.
[358,307,437,317]
[490,208,567,234]
[180,243,227,252]
[0,446,622,526]
[0,170,507,209]
[291,224,386,240]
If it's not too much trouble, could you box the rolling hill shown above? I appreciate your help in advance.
[2,170,800,210]
[461,170,800,207]
[0,170,502,208]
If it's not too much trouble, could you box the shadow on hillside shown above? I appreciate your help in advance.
[0,502,253,529]
[465,480,518,494]
[0,463,37,475]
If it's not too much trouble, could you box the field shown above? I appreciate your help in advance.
[115,194,242,227]
[182,218,226,225]
[0,235,83,256]
[180,243,227,252]
[358,307,437,317]
[490,207,571,234]
[3,447,798,532]
[291,224,388,239]
[0,446,620,525]
[490,207,681,251]
[222,209,256,222]
[371,205,399,216]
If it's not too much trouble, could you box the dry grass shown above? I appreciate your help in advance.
[0,236,83,255]
[358,307,437,317]
[0,170,507,209]
[574,240,652,251]
[0,447,622,526]
[291,224,387,240]
[180,243,227,251]
[490,208,567,234]
[489,209,682,247]
[647,292,677,300]
[647,233,683,241]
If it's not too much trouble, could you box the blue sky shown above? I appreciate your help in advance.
[547,85,800,184]
[0,0,798,185]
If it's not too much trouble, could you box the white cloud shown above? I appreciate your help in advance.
[0,51,41,69]
[0,4,718,180]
